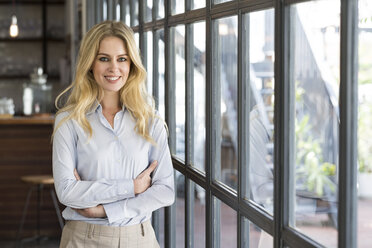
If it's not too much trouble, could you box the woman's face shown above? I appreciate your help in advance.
[92,36,131,94]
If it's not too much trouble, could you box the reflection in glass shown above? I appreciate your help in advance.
[172,25,186,161]
[172,0,184,15]
[176,173,185,248]
[243,9,275,215]
[215,198,237,247]
[146,31,153,97]
[158,29,166,119]
[214,16,238,190]
[242,217,273,248]
[192,21,206,176]
[358,1,372,247]
[290,1,339,247]
[193,181,205,248]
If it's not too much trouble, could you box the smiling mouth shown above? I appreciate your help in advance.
[105,76,121,82]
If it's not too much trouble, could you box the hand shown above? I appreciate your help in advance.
[74,168,81,181]
[73,205,107,218]
[134,160,158,194]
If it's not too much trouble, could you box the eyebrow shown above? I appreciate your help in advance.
[97,53,128,57]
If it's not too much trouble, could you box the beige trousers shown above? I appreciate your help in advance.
[59,220,160,248]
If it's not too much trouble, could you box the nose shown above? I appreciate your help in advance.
[108,60,119,72]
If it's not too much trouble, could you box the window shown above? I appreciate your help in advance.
[85,0,361,247]
[289,1,340,247]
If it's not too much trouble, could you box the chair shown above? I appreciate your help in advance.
[16,175,64,247]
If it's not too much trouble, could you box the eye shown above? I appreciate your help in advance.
[118,57,127,62]
[98,57,109,62]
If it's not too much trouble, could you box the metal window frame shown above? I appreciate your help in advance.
[83,0,359,247]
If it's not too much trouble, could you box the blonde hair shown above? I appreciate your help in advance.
[53,20,155,142]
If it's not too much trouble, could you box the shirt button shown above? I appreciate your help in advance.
[124,190,127,194]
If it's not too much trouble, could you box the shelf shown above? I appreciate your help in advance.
[0,75,60,80]
[0,76,29,80]
[0,0,64,5]
[0,37,64,42]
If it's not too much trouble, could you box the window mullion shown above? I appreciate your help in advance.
[274,0,291,247]
[237,8,250,248]
[185,21,195,248]
[338,0,358,247]
[164,1,176,247]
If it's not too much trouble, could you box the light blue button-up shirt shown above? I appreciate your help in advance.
[52,104,175,226]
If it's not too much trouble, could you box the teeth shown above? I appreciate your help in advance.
[106,76,120,81]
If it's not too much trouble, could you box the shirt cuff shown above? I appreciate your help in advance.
[116,179,135,198]
[103,201,125,224]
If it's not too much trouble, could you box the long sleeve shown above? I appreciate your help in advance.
[103,117,175,224]
[52,112,135,209]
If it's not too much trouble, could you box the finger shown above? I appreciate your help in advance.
[74,168,81,181]
[146,160,158,174]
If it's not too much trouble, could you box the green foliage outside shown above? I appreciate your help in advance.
[295,115,336,196]
[295,83,336,197]
[358,28,372,173]
[358,100,372,173]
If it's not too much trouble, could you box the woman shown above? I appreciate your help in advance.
[52,20,174,248]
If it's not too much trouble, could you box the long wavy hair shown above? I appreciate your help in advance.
[53,20,155,142]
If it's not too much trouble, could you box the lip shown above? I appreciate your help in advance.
[104,76,121,83]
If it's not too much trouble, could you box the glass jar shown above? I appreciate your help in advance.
[22,67,53,115]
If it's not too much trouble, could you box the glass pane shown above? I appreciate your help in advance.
[290,1,339,247]
[103,0,107,20]
[358,0,372,247]
[145,0,152,22]
[192,21,206,174]
[242,217,273,248]
[192,0,205,10]
[214,0,233,5]
[116,3,120,21]
[176,173,185,248]
[124,1,130,25]
[158,0,165,19]
[134,32,139,48]
[172,0,184,15]
[158,29,165,119]
[215,198,237,247]
[172,25,186,161]
[193,181,205,248]
[130,0,139,26]
[245,9,275,215]
[146,31,153,97]
[214,16,238,190]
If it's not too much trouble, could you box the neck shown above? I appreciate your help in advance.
[100,91,121,113]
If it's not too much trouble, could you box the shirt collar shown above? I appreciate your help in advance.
[86,100,126,115]
[86,100,100,115]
